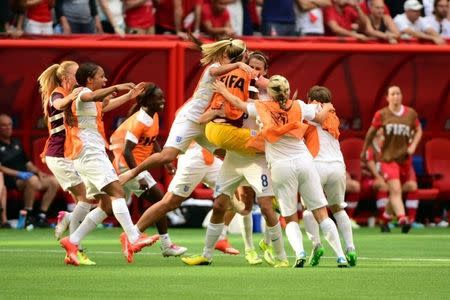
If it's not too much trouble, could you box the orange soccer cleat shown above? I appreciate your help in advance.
[60,237,79,266]
[214,239,240,255]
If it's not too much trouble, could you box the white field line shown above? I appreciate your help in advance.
[0,248,450,262]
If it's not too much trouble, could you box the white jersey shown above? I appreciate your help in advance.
[75,87,107,154]
[307,121,344,164]
[424,16,450,37]
[177,62,220,123]
[394,13,431,38]
[247,100,318,165]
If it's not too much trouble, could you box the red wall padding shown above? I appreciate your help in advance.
[0,36,449,158]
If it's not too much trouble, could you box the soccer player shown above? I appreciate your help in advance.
[361,85,422,234]
[59,62,156,266]
[119,38,253,184]
[37,61,96,265]
[302,85,357,267]
[181,78,289,268]
[116,39,254,252]
[110,83,187,257]
[207,75,349,268]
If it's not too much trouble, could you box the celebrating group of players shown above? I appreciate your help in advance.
[38,37,421,268]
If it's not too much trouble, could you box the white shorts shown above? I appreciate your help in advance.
[270,156,327,217]
[314,161,347,209]
[168,153,222,198]
[119,165,157,199]
[215,152,274,199]
[73,149,118,198]
[45,156,83,191]
[25,19,53,34]
[164,115,216,153]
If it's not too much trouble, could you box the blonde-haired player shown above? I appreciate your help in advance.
[208,75,349,268]
[182,76,288,268]
[37,61,96,265]
[116,39,256,244]
[302,85,357,267]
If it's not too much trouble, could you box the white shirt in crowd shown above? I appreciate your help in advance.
[394,13,431,38]
[424,15,450,37]
[294,6,325,35]
[227,0,243,36]
[422,0,435,17]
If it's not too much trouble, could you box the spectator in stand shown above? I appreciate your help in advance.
[247,0,260,33]
[294,0,331,36]
[365,0,401,43]
[260,0,297,36]
[324,0,371,40]
[0,169,10,228]
[201,0,234,39]
[155,0,202,38]
[424,0,450,37]
[0,0,13,33]
[55,0,103,33]
[19,0,54,34]
[97,0,125,35]
[1,0,24,37]
[394,0,445,44]
[0,114,59,227]
[423,0,434,16]
[124,0,154,34]
[227,0,244,36]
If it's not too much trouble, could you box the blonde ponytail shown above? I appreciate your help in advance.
[200,38,247,66]
[37,61,78,118]
[267,75,291,110]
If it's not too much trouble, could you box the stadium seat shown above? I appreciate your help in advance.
[340,138,364,181]
[425,138,450,200]
[32,136,51,174]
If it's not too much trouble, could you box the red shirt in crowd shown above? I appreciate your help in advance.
[201,3,230,30]
[125,0,154,29]
[26,0,52,23]
[359,1,390,15]
[324,4,359,34]
[156,0,202,31]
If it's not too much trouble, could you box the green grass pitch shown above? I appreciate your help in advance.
[1,227,450,299]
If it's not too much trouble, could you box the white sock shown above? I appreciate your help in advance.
[160,233,172,248]
[333,210,355,250]
[112,198,140,243]
[267,222,287,260]
[239,214,254,250]
[320,218,345,258]
[303,210,321,247]
[69,201,91,234]
[218,225,228,241]
[70,207,107,245]
[285,221,305,258]
[263,224,271,244]
[202,223,224,259]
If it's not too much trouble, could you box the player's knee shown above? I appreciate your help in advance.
[403,181,417,192]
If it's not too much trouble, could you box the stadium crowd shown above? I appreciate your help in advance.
[0,0,449,43]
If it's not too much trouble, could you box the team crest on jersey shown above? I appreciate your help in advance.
[183,185,190,192]
[176,136,182,143]
[270,111,288,126]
